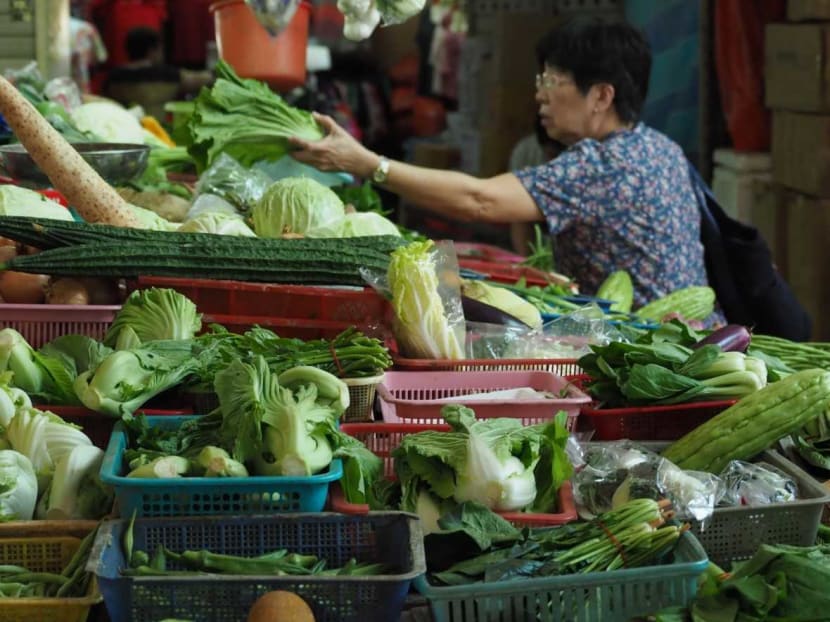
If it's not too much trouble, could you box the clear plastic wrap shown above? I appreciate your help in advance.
[503,304,627,359]
[573,441,721,521]
[363,239,466,360]
[194,153,272,215]
[718,460,797,507]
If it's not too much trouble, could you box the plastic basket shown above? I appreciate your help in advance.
[453,242,526,263]
[377,370,590,427]
[458,258,552,286]
[135,275,389,324]
[638,442,830,567]
[39,406,192,450]
[0,536,102,622]
[415,531,707,622]
[392,353,582,376]
[330,422,578,528]
[343,374,384,422]
[581,399,737,441]
[0,304,119,348]
[88,512,425,622]
[100,416,343,517]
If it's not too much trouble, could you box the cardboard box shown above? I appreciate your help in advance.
[771,110,830,196]
[788,0,830,21]
[765,23,830,111]
[784,191,830,340]
[477,124,530,178]
[747,181,789,278]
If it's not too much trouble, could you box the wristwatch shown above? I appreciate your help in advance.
[371,156,390,184]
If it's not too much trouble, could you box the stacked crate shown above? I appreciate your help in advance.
[765,0,830,339]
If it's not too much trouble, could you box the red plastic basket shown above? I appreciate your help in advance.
[580,400,738,441]
[134,276,390,325]
[330,422,578,528]
[454,242,526,264]
[458,259,553,286]
[40,406,192,450]
[377,370,589,428]
[0,304,119,348]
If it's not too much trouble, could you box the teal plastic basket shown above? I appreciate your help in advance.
[100,416,343,517]
[415,531,708,622]
[87,512,425,622]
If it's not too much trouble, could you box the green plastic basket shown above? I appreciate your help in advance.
[415,531,708,622]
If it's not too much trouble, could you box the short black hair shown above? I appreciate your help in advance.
[126,27,161,62]
[537,17,652,123]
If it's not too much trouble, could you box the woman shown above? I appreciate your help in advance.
[290,17,711,308]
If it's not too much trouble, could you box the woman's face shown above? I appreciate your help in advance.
[535,65,599,145]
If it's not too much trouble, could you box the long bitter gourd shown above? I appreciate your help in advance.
[661,368,830,473]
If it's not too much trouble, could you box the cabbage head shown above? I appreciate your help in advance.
[0,449,37,521]
[178,212,256,236]
[69,102,146,143]
[340,212,401,237]
[252,177,345,238]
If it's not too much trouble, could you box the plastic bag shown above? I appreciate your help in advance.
[44,77,82,112]
[464,321,534,359]
[573,441,721,521]
[363,239,466,360]
[195,153,272,215]
[504,304,626,359]
[185,193,241,221]
[718,460,797,507]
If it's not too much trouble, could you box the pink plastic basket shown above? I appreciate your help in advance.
[391,354,582,376]
[330,422,578,528]
[0,304,120,348]
[377,370,590,428]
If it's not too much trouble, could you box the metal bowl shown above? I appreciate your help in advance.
[0,142,151,187]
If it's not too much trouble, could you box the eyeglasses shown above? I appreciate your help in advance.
[535,72,572,90]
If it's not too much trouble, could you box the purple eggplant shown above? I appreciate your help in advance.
[461,295,534,328]
[692,324,752,353]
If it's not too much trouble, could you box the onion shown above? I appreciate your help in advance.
[76,277,122,305]
[45,278,90,305]
[0,271,49,303]
[0,237,16,247]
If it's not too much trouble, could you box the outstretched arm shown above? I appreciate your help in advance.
[290,112,543,224]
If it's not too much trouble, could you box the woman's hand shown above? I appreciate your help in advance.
[289,112,379,177]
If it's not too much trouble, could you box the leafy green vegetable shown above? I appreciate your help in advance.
[39,335,113,378]
[251,177,345,238]
[37,444,112,520]
[128,146,194,199]
[390,405,573,527]
[73,340,198,417]
[177,212,256,236]
[0,449,37,521]
[388,240,465,359]
[104,288,202,349]
[187,60,324,172]
[0,329,80,405]
[579,338,769,407]
[655,544,830,621]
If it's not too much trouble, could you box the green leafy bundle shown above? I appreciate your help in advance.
[187,61,323,172]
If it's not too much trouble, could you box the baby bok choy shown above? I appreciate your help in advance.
[387,405,573,533]
[579,341,768,407]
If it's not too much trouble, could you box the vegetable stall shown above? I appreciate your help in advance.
[0,27,829,622]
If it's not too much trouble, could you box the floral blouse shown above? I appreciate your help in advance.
[514,123,710,308]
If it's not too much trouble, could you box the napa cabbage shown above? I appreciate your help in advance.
[387,240,465,359]
[0,449,37,521]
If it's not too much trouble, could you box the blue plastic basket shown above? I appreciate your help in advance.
[100,416,343,517]
[415,531,708,622]
[87,512,426,622]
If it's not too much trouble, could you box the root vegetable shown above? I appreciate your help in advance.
[0,270,48,303]
[45,278,90,305]
[0,76,140,228]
